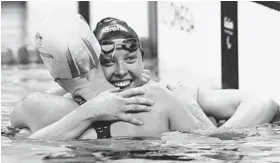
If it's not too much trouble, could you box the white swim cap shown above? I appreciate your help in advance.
[35,12,101,79]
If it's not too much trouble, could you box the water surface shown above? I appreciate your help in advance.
[2,65,280,163]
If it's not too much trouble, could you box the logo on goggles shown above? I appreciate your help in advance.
[102,25,128,33]
[40,51,54,59]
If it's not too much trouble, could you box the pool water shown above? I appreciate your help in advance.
[2,65,280,163]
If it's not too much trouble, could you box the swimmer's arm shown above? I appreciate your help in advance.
[174,94,217,129]
[29,102,96,140]
[11,99,29,129]
[166,93,206,131]
[197,89,279,129]
[10,91,95,140]
[271,107,280,122]
[11,93,55,138]
[12,86,70,129]
[11,92,74,131]
[11,86,70,129]
[165,82,216,129]
[11,93,39,130]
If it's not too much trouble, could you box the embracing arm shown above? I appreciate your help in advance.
[12,87,153,140]
[11,84,70,132]
[162,89,209,131]
[11,92,77,132]
[197,89,279,129]
[29,102,97,140]
[11,91,101,140]
[165,82,217,130]
[29,88,153,140]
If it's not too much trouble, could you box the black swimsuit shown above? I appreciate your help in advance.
[74,95,112,139]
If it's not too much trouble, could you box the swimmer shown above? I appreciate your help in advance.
[93,17,280,131]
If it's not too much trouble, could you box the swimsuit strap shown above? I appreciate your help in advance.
[74,95,112,139]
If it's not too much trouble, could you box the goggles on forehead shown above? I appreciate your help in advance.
[99,38,141,56]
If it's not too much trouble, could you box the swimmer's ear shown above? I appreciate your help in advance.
[86,71,93,82]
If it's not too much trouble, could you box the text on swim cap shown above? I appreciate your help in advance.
[40,52,54,59]
[101,25,128,33]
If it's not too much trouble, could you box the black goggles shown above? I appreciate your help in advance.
[99,38,141,54]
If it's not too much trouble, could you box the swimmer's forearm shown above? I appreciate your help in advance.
[170,106,205,131]
[172,91,217,129]
[271,107,280,122]
[29,105,97,140]
[219,97,279,129]
[168,96,210,131]
[186,102,217,129]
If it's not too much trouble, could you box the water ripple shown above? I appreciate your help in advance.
[2,65,280,163]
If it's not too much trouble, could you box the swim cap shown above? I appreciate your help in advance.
[93,17,144,55]
[35,12,101,79]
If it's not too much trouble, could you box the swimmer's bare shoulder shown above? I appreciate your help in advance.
[11,91,78,133]
[141,81,187,110]
[143,81,205,131]
[141,81,173,106]
[142,81,169,93]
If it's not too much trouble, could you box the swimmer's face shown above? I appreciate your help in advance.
[100,38,143,90]
[56,68,96,97]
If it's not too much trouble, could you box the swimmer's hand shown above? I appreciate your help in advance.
[141,69,150,85]
[82,87,154,126]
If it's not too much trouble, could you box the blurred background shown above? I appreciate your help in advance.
[1,1,280,103]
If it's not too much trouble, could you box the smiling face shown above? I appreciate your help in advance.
[100,38,144,90]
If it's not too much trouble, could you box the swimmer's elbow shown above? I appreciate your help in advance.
[251,96,279,121]
[263,98,279,116]
[11,92,41,129]
[11,100,26,128]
